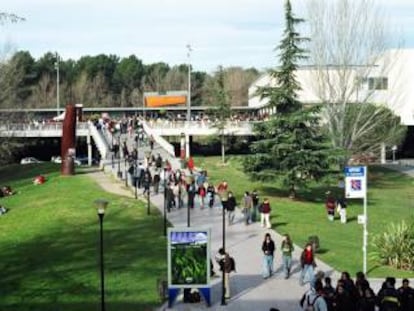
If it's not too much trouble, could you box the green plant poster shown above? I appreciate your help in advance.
[168,228,211,288]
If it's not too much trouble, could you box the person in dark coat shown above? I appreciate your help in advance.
[333,283,354,311]
[226,191,237,225]
[398,279,414,311]
[142,170,152,196]
[261,233,275,279]
[377,277,401,311]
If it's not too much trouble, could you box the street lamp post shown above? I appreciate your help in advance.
[221,201,226,306]
[94,199,109,311]
[147,189,151,215]
[134,160,138,199]
[187,195,190,228]
[111,134,114,169]
[54,52,60,117]
[124,158,128,187]
[117,135,121,179]
[186,44,192,123]
[163,168,168,236]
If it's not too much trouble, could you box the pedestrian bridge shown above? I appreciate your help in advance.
[0,120,257,160]
[0,122,90,137]
[144,120,254,136]
[0,120,255,138]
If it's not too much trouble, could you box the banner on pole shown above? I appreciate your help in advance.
[344,166,367,199]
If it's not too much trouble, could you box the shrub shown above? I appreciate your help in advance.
[370,220,414,270]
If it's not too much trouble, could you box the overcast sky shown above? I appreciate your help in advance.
[1,0,414,72]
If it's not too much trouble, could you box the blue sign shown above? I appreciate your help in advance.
[344,166,365,177]
[344,166,367,198]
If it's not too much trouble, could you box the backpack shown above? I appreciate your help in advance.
[305,295,321,311]
[229,256,236,272]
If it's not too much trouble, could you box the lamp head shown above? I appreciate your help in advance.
[94,199,109,215]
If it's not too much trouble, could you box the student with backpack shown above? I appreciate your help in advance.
[300,279,328,311]
[216,248,236,300]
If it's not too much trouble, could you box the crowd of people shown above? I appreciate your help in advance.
[96,116,413,311]
[299,272,414,311]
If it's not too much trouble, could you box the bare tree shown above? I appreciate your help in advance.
[163,66,187,91]
[224,67,259,106]
[0,12,25,25]
[304,0,406,160]
[31,73,56,108]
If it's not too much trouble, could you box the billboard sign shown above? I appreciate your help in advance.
[167,228,211,288]
[344,166,367,199]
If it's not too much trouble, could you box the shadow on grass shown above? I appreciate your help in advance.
[0,211,167,311]
[0,163,59,185]
[273,221,288,228]
[315,248,329,255]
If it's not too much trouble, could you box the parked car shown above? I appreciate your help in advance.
[76,155,99,165]
[51,155,81,165]
[51,156,62,163]
[20,157,43,164]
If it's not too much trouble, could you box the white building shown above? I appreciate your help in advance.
[249,49,414,126]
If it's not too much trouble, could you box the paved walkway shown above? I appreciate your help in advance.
[86,137,412,310]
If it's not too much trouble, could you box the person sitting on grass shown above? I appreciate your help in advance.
[1,186,14,196]
[0,205,8,215]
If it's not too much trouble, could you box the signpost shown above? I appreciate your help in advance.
[345,166,368,273]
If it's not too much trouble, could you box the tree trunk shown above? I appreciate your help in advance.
[289,184,296,199]
[221,134,225,164]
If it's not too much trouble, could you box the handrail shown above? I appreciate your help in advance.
[142,121,176,157]
[0,122,89,131]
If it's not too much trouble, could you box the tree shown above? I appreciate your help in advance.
[305,0,406,160]
[113,55,144,106]
[206,66,232,163]
[243,0,335,197]
[223,67,259,106]
[0,12,26,164]
[0,12,25,24]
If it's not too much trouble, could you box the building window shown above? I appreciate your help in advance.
[368,77,388,90]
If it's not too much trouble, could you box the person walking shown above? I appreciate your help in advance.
[226,191,237,225]
[261,233,275,279]
[251,189,259,222]
[207,183,215,208]
[300,279,328,311]
[299,242,316,286]
[281,234,294,279]
[325,191,336,221]
[216,248,235,299]
[259,198,272,229]
[398,279,414,311]
[142,170,152,196]
[242,191,253,225]
[187,179,196,209]
[377,277,401,311]
[198,183,207,209]
[336,196,347,224]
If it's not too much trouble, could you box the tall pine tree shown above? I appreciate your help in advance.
[243,0,335,198]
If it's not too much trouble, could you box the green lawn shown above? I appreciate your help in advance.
[0,164,167,311]
[195,156,414,278]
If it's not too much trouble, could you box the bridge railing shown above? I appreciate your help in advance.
[146,120,254,130]
[0,122,89,132]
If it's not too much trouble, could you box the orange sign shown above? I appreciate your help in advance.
[145,95,187,107]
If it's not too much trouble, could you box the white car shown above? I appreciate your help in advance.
[51,155,81,165]
[20,157,42,164]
